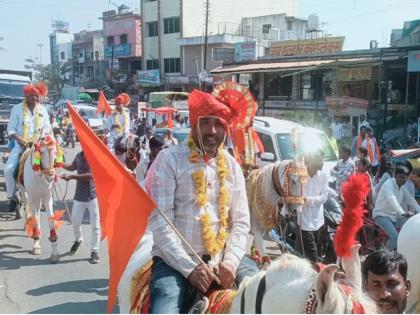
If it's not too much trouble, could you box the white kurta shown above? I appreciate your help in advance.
[106,109,130,151]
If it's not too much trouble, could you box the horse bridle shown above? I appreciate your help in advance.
[33,142,57,176]
[240,273,266,314]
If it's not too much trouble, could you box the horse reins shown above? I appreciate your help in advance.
[240,273,267,314]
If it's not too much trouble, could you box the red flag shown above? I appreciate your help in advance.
[168,112,173,128]
[97,91,112,115]
[67,103,156,313]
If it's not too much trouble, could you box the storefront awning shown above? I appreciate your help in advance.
[211,57,381,75]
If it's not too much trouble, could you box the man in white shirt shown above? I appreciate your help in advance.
[295,149,329,263]
[146,89,251,313]
[5,84,52,212]
[373,165,420,250]
[329,119,344,142]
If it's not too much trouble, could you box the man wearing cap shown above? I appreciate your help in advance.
[146,89,252,313]
[351,122,369,158]
[106,93,130,152]
[373,164,420,250]
[5,84,52,212]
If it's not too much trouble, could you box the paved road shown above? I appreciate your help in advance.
[0,144,117,314]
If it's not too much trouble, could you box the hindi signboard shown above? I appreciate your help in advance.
[337,67,372,81]
[269,37,345,57]
[137,70,160,86]
[235,41,256,62]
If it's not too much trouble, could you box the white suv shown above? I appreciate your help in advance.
[253,116,338,176]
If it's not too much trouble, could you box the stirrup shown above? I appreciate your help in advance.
[188,297,209,314]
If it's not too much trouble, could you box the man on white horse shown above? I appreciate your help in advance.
[5,83,51,212]
[363,249,411,314]
[146,89,252,313]
[106,93,130,153]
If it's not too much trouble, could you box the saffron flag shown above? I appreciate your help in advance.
[67,102,156,313]
[97,91,112,115]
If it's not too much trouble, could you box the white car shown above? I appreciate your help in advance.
[72,104,104,131]
[253,116,338,176]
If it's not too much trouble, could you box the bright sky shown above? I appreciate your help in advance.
[0,0,419,71]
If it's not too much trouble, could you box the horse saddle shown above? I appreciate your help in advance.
[129,260,236,314]
[15,148,32,186]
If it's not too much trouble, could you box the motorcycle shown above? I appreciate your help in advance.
[268,187,342,264]
[64,124,75,148]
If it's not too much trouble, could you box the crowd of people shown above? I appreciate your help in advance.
[2,83,419,314]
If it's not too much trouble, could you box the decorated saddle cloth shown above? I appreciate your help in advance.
[15,148,32,186]
[129,260,237,314]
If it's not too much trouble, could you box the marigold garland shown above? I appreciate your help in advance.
[22,99,42,143]
[188,133,230,255]
[113,109,129,133]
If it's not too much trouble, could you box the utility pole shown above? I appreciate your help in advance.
[37,43,44,65]
[200,0,210,91]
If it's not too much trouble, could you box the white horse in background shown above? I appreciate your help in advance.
[398,213,420,313]
[246,159,307,265]
[17,136,62,263]
[118,239,377,313]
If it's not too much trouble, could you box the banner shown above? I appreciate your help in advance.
[235,41,256,62]
[325,96,369,110]
[269,36,345,57]
[137,70,161,86]
[337,67,372,81]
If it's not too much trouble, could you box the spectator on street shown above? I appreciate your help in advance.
[295,149,329,263]
[372,165,420,250]
[329,119,344,143]
[363,249,411,314]
[61,150,101,264]
[374,157,395,199]
[163,129,178,147]
[356,157,374,212]
[363,126,381,176]
[331,145,355,198]
[140,126,153,153]
[351,123,369,158]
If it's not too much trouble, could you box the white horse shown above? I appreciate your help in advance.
[17,137,62,263]
[398,213,420,313]
[246,159,307,265]
[118,238,377,313]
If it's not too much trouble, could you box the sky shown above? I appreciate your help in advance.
[0,0,419,71]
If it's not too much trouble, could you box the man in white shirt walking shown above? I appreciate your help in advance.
[373,165,420,250]
[295,149,329,263]
[329,119,344,142]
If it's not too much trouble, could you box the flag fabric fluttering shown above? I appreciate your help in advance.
[97,91,112,115]
[67,102,156,313]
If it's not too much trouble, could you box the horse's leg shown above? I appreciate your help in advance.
[251,220,270,269]
[43,192,59,264]
[27,194,42,255]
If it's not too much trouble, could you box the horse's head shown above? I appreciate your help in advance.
[281,158,308,215]
[235,250,378,313]
[32,136,63,180]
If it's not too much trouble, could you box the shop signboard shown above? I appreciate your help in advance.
[104,43,131,58]
[325,96,369,110]
[337,67,372,81]
[235,41,256,62]
[137,70,160,86]
[408,50,420,72]
[269,36,345,57]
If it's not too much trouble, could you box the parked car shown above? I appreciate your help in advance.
[153,127,190,145]
[72,104,104,132]
[253,116,338,176]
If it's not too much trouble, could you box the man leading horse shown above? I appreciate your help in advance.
[146,89,255,313]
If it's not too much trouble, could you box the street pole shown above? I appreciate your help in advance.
[110,45,114,84]
[37,43,44,65]
[200,0,210,91]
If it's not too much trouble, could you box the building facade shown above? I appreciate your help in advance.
[72,30,108,88]
[102,8,142,81]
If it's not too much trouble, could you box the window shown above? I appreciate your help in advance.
[79,52,83,58]
[60,51,65,60]
[256,132,276,158]
[146,59,159,70]
[212,47,235,62]
[164,58,180,73]
[147,21,158,37]
[120,34,128,44]
[164,17,180,34]
[90,52,94,60]
[287,20,293,31]
[95,51,99,60]
[107,36,114,46]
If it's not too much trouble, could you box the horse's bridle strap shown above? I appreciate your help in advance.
[272,163,285,198]
[240,274,266,314]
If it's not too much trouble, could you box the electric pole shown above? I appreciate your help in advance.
[200,0,210,91]
[37,43,44,65]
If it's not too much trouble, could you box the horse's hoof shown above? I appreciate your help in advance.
[50,255,59,264]
[33,247,41,255]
